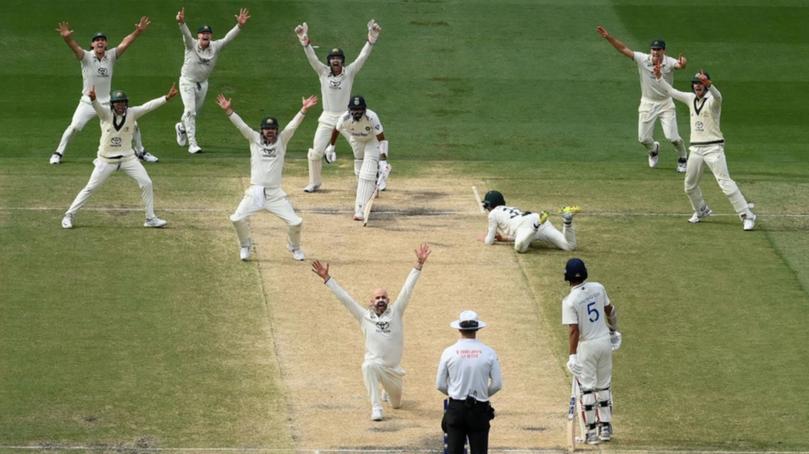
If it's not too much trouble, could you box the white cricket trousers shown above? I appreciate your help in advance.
[56,98,144,156]
[577,336,612,391]
[65,157,156,219]
[306,111,354,188]
[685,143,752,216]
[353,140,380,217]
[179,78,208,147]
[229,185,302,249]
[513,214,576,253]
[638,98,682,147]
[362,360,404,410]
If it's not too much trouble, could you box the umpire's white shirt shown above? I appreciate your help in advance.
[436,338,502,402]
[562,282,611,342]
[81,48,117,103]
[304,42,373,117]
[657,79,724,144]
[336,109,383,144]
[485,205,536,245]
[326,268,421,367]
[93,97,166,161]
[227,112,304,188]
[179,23,240,83]
[634,51,678,103]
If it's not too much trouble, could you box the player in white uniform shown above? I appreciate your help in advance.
[326,96,389,220]
[293,19,382,192]
[479,190,579,253]
[653,68,757,230]
[216,93,318,261]
[51,18,158,165]
[311,243,431,421]
[596,26,688,172]
[61,84,178,229]
[562,258,619,445]
[175,7,250,155]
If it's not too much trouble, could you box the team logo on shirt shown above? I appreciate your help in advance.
[110,137,122,147]
[261,146,277,158]
[329,79,343,89]
[375,321,391,333]
[695,120,704,132]
[97,67,109,77]
[365,126,371,132]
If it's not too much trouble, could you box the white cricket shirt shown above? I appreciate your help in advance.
[326,268,421,367]
[92,97,166,161]
[658,79,724,144]
[562,282,611,342]
[436,338,502,402]
[228,111,304,188]
[335,109,383,144]
[179,23,240,83]
[633,51,678,103]
[80,48,118,103]
[485,205,536,245]
[304,42,373,115]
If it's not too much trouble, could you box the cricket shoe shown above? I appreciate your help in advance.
[175,122,187,147]
[353,214,363,221]
[188,144,202,154]
[599,423,613,442]
[144,217,168,228]
[371,406,384,421]
[676,158,687,173]
[742,212,757,231]
[585,429,600,445]
[287,244,305,261]
[559,205,581,224]
[138,150,159,163]
[688,205,712,224]
[240,241,252,261]
[303,183,321,193]
[647,141,660,168]
[50,153,63,165]
[61,213,74,229]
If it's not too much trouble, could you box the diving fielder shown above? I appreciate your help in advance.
[51,18,158,164]
[479,190,578,253]
[216,94,317,261]
[61,84,178,229]
[175,7,250,154]
[311,243,431,421]
[596,26,688,172]
[327,96,389,221]
[294,19,381,192]
[653,68,757,230]
[562,258,619,445]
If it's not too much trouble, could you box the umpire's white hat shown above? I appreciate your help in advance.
[450,310,487,331]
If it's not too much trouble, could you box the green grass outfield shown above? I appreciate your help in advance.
[1,0,808,451]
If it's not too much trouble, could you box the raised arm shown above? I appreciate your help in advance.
[675,53,687,70]
[56,22,84,60]
[393,243,431,315]
[130,83,177,120]
[596,25,634,59]
[216,94,258,142]
[312,260,367,322]
[652,63,692,104]
[88,86,111,121]
[115,16,150,57]
[176,8,195,49]
[280,95,318,145]
[216,8,249,48]
[697,70,722,103]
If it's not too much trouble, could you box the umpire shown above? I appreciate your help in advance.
[436,311,502,454]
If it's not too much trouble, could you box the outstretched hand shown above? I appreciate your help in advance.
[414,243,431,269]
[135,16,151,33]
[367,19,382,44]
[216,93,233,113]
[312,260,330,282]
[176,8,185,24]
[595,25,609,38]
[294,22,309,46]
[56,22,73,38]
[236,8,251,27]
[696,69,711,88]
[165,83,178,100]
[301,95,318,112]
[677,52,687,69]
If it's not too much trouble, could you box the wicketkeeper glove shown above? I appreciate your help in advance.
[294,22,309,46]
[367,19,381,44]
[566,354,582,376]
[324,144,337,164]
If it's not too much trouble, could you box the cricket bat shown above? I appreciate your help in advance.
[567,375,577,453]
[362,186,379,227]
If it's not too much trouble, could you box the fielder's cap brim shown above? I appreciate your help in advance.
[650,39,666,49]
[197,25,213,34]
[91,33,107,41]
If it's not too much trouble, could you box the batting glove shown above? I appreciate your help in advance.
[324,144,337,164]
[294,22,309,46]
[367,19,381,44]
[566,354,582,376]
[610,331,622,351]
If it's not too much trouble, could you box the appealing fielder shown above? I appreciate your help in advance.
[479,190,579,253]
[175,7,250,155]
[562,258,620,445]
[51,18,158,165]
[61,84,178,229]
[216,93,317,261]
[653,68,757,230]
[326,96,390,221]
[311,243,431,421]
[596,26,688,172]
[294,19,382,192]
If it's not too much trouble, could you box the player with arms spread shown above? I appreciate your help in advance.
[175,7,250,155]
[294,19,382,193]
[596,25,689,172]
[216,93,318,261]
[51,17,158,164]
[562,258,620,445]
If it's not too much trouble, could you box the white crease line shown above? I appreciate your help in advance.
[471,185,485,213]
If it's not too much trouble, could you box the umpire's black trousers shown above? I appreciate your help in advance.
[442,397,495,454]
